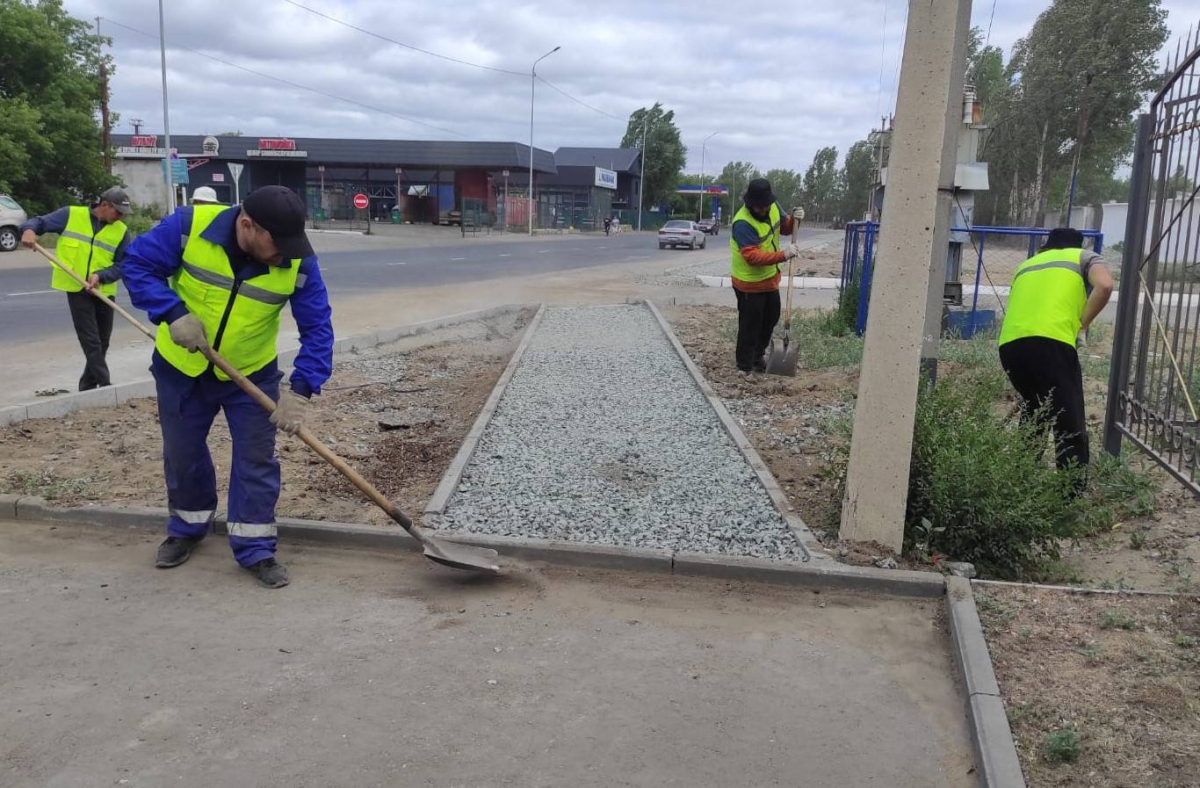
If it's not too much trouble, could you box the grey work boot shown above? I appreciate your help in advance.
[155,536,200,568]
[246,558,290,589]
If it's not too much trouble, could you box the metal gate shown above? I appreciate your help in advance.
[1104,39,1200,494]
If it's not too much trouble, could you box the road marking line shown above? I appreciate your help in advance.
[499,253,512,258]
[387,261,407,266]
[6,290,55,297]
[451,257,466,261]
[539,249,551,253]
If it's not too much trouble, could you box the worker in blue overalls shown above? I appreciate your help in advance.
[123,186,334,588]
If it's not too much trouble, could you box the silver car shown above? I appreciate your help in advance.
[658,219,707,250]
[0,194,28,253]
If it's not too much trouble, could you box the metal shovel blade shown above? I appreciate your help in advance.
[764,335,799,377]
[421,535,501,574]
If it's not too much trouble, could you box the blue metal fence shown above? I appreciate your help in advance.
[840,222,1105,336]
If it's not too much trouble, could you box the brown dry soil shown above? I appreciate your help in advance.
[0,309,532,527]
[976,585,1200,788]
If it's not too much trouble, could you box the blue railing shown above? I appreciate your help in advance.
[840,222,1105,336]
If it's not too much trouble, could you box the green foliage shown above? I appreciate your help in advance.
[974,0,1168,225]
[838,141,874,223]
[621,103,686,212]
[1042,729,1082,763]
[905,374,1085,578]
[764,168,803,214]
[1098,609,1137,630]
[789,309,864,368]
[1075,448,1157,535]
[0,0,116,213]
[123,202,161,236]
[802,146,842,223]
[940,334,1001,369]
[717,160,761,220]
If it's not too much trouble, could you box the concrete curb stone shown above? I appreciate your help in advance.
[439,530,674,572]
[672,551,946,597]
[423,304,547,516]
[0,405,28,426]
[0,494,19,518]
[25,387,117,419]
[946,577,1027,788]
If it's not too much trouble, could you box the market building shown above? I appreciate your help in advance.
[111,133,557,225]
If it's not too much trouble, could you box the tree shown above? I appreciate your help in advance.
[839,140,875,222]
[0,0,115,213]
[764,168,803,213]
[978,0,1167,225]
[966,27,1006,111]
[621,103,686,212]
[802,146,842,222]
[717,160,760,220]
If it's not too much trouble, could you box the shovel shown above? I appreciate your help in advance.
[764,248,799,377]
[32,243,500,574]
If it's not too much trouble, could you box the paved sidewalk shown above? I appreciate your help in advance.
[0,519,974,788]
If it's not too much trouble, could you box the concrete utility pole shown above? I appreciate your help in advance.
[698,132,718,220]
[157,0,175,215]
[838,0,972,552]
[528,46,560,236]
[97,18,112,176]
[637,116,650,231]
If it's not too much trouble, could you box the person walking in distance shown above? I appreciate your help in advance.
[729,178,803,377]
[998,227,1114,481]
[19,187,134,390]
[122,186,334,588]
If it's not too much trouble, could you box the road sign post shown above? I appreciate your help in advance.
[354,192,370,235]
[228,162,244,205]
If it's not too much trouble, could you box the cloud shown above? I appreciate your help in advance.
[70,0,1200,176]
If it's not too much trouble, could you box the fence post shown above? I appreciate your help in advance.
[856,224,875,335]
[1104,113,1155,457]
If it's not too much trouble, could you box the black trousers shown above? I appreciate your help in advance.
[999,336,1088,469]
[734,288,781,372]
[66,290,114,391]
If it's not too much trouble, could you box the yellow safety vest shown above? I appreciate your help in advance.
[998,248,1088,347]
[729,203,782,283]
[53,206,127,298]
[155,205,300,380]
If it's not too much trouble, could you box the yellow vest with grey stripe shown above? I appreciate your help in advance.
[155,205,300,380]
[729,203,782,283]
[998,248,1088,347]
[53,206,127,298]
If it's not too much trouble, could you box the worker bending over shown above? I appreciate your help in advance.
[123,186,334,588]
[998,227,1114,479]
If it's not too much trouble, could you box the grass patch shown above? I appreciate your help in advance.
[789,310,864,368]
[3,469,97,501]
[1042,729,1083,763]
[1098,609,1137,631]
[939,332,1000,369]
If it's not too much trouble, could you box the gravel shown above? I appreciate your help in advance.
[440,304,803,560]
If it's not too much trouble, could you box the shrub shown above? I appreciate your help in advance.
[904,374,1085,578]
[1042,729,1082,763]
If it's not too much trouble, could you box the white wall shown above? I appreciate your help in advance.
[112,160,166,212]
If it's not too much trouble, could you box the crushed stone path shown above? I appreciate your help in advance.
[441,304,802,559]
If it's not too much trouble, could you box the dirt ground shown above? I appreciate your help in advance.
[976,585,1200,788]
[0,519,975,788]
[0,309,532,527]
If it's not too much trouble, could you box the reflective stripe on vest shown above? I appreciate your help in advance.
[729,204,782,283]
[998,247,1087,347]
[155,205,300,380]
[52,206,127,297]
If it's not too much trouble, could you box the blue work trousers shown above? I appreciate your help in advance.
[153,355,282,567]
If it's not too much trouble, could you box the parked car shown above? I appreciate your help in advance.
[695,218,719,235]
[0,194,29,253]
[658,220,707,250]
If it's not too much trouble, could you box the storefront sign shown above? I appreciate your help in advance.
[247,138,307,158]
[132,135,158,148]
[594,167,617,190]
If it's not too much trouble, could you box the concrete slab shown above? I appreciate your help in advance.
[24,387,117,420]
[0,519,974,788]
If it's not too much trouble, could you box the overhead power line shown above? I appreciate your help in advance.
[536,76,627,123]
[278,0,526,76]
[100,16,465,138]
[280,0,630,125]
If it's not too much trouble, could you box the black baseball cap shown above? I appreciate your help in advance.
[98,187,132,216]
[242,185,314,259]
[744,178,775,209]
[1042,227,1084,251]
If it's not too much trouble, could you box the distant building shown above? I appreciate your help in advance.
[111,133,556,224]
[535,147,643,223]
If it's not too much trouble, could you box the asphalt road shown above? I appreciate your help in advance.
[0,231,734,346]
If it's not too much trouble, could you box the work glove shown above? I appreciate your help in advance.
[783,244,802,260]
[792,206,806,222]
[168,314,208,353]
[270,387,309,436]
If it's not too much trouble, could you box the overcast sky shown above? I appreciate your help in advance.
[64,0,1200,175]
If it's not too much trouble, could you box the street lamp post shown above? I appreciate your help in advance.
[157,0,175,215]
[529,45,561,237]
[698,132,718,221]
[637,116,651,231]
